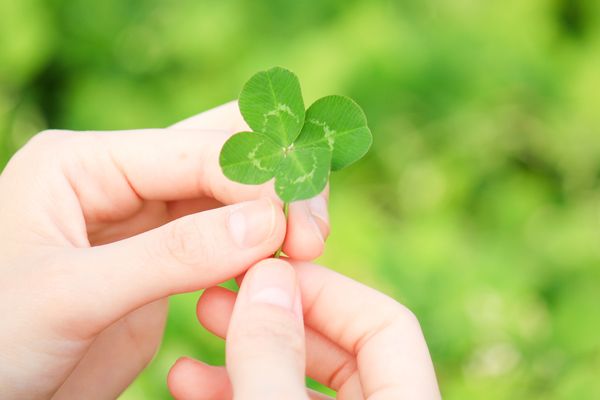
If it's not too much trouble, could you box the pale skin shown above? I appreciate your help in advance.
[0,102,440,399]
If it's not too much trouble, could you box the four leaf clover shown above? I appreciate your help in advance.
[219,67,372,203]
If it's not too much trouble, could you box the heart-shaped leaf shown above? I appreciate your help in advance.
[275,146,331,202]
[238,67,305,147]
[219,131,283,184]
[219,67,372,205]
[295,95,372,171]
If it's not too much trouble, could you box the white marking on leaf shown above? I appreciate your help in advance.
[291,153,317,184]
[263,103,300,129]
[309,118,335,150]
[247,143,269,171]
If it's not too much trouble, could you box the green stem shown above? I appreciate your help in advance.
[273,202,289,258]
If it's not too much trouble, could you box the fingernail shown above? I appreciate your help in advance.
[228,199,276,248]
[249,262,296,311]
[308,195,329,241]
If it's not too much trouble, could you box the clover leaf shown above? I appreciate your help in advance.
[220,66,372,205]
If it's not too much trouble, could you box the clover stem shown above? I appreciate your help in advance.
[273,202,289,259]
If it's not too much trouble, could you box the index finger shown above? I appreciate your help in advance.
[292,261,441,399]
[63,101,327,259]
[169,100,249,132]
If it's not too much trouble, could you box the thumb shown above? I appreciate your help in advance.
[60,198,285,335]
[226,259,308,400]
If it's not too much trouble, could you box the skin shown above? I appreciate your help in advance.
[0,102,328,399]
[0,101,441,399]
[168,259,442,400]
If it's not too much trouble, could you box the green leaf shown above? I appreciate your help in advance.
[238,67,305,147]
[275,146,331,202]
[220,68,371,206]
[295,95,372,171]
[219,131,283,184]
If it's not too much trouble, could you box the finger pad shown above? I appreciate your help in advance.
[197,287,236,337]
[168,358,231,400]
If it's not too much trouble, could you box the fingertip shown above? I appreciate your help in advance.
[281,198,329,260]
[307,194,330,238]
[168,356,190,377]
[166,357,193,400]
[170,100,248,133]
[225,197,286,251]
[283,239,324,261]
[197,286,236,337]
[226,256,306,396]
[282,222,324,261]
[239,258,301,317]
[168,358,231,400]
[252,257,295,270]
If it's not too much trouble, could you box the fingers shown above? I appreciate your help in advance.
[95,103,251,204]
[106,114,330,257]
[97,128,262,203]
[169,100,249,132]
[199,262,440,398]
[168,359,332,400]
[282,191,330,260]
[168,358,232,400]
[171,101,331,258]
[102,103,330,258]
[196,286,360,393]
[60,199,285,336]
[10,102,328,259]
[292,261,441,399]
[52,300,167,399]
[226,259,308,400]
[59,103,328,258]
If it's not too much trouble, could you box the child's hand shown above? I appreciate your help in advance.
[0,102,329,399]
[168,259,441,399]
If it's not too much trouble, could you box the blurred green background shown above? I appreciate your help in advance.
[2,0,600,398]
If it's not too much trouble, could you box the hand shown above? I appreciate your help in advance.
[168,259,441,399]
[0,102,330,399]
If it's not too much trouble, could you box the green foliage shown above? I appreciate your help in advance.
[220,67,372,202]
[219,131,283,184]
[238,67,305,146]
[1,0,600,399]
[275,146,330,202]
[297,95,372,171]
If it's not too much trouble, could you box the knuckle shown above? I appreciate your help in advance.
[18,130,86,165]
[234,312,304,358]
[161,216,213,268]
[122,302,167,366]
[327,357,357,389]
[7,130,64,166]
[355,300,423,355]
[391,302,421,331]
